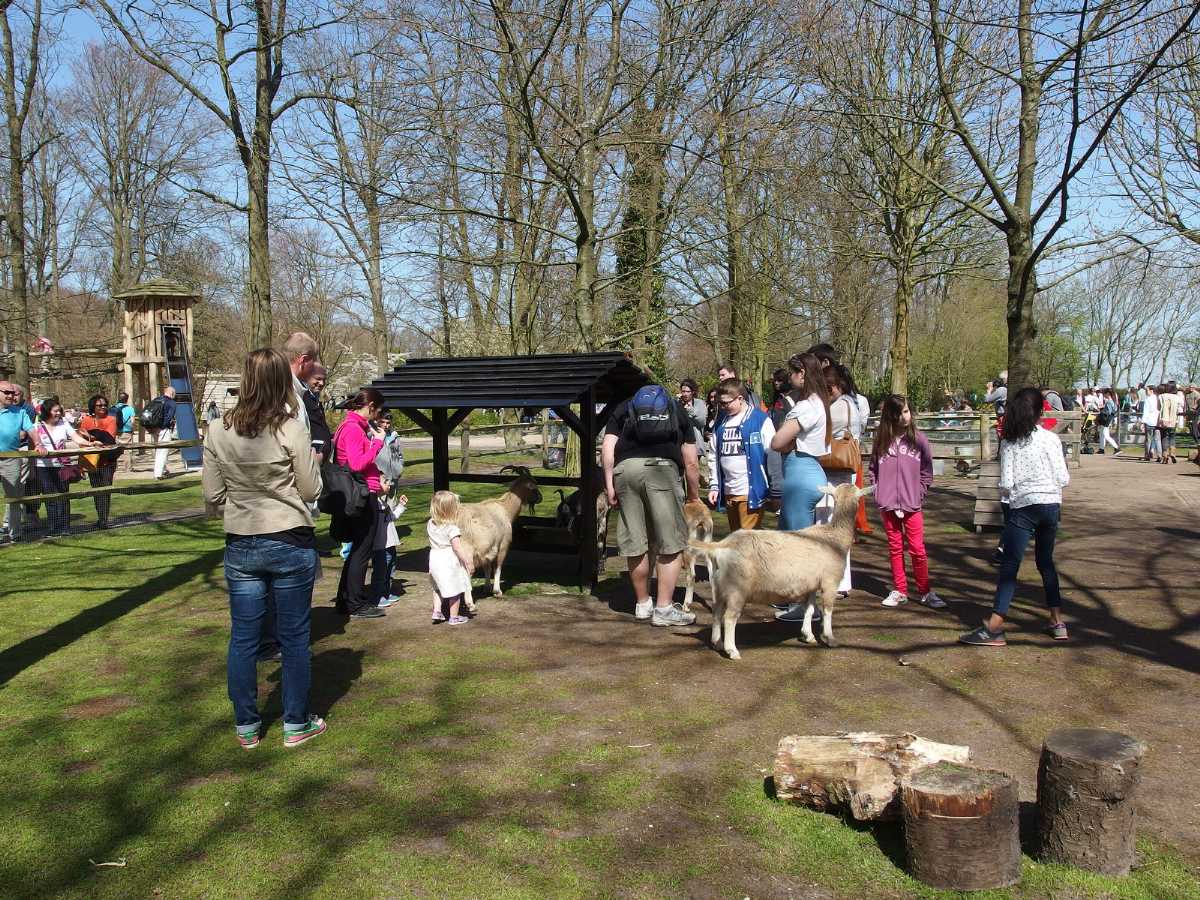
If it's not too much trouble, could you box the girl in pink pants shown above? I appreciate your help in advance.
[869,395,946,609]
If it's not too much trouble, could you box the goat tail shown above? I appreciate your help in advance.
[688,539,725,565]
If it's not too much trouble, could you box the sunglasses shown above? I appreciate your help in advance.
[0,389,15,395]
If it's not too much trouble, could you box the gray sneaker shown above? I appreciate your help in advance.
[651,603,696,627]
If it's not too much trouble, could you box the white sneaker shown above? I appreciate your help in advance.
[881,591,908,608]
[651,603,696,627]
[920,591,947,609]
[634,598,653,620]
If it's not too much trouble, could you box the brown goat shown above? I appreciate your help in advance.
[456,466,542,603]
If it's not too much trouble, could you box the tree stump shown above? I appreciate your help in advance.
[1036,727,1146,875]
[773,732,970,821]
[902,763,1020,890]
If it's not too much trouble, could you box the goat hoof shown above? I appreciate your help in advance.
[802,634,817,645]
[821,636,839,648]
[727,649,740,660]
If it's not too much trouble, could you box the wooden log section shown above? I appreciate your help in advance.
[1036,727,1146,875]
[773,732,970,821]
[901,763,1021,891]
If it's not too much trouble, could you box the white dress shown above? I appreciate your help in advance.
[428,520,471,597]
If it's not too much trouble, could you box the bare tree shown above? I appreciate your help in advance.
[810,0,986,394]
[1,0,48,386]
[88,0,346,346]
[64,41,206,295]
[904,0,1200,388]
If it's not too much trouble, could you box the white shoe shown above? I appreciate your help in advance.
[881,591,908,608]
[920,591,947,609]
[634,598,653,620]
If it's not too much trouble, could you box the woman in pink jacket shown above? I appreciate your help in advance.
[332,388,388,619]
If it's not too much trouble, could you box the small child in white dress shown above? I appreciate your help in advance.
[428,491,475,625]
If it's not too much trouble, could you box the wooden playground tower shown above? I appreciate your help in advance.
[112,278,198,412]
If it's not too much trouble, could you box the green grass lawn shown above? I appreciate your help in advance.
[2,507,1197,897]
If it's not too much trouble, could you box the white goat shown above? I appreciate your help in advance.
[455,466,542,605]
[690,482,871,659]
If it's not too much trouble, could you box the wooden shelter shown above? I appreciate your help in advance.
[363,352,650,588]
[113,278,199,408]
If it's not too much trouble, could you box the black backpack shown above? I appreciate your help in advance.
[628,385,678,445]
[1060,393,1077,411]
[140,398,166,429]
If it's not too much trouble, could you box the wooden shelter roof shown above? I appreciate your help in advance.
[112,278,198,301]
[364,352,650,410]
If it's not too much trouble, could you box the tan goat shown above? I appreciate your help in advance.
[690,482,871,659]
[456,466,542,606]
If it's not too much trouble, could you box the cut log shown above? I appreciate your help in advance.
[902,763,1021,891]
[773,732,970,821]
[1036,727,1146,875]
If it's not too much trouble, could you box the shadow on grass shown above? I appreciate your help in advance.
[0,523,224,689]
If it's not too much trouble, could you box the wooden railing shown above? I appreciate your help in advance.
[0,440,201,505]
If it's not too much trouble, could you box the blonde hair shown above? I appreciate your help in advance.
[430,490,460,525]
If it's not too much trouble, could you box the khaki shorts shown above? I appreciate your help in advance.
[614,456,687,557]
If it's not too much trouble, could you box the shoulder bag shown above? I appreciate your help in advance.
[318,420,370,518]
[818,397,862,474]
[40,424,84,485]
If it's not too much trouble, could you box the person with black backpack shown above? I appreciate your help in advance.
[601,383,701,627]
[144,386,177,479]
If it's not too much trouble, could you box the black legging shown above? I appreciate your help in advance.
[87,466,115,525]
[35,466,70,533]
[335,505,380,614]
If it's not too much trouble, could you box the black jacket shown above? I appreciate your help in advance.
[303,390,331,449]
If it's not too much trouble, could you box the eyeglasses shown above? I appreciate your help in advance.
[0,389,15,396]
[717,396,739,406]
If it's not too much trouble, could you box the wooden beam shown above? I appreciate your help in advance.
[432,408,450,492]
[579,386,599,590]
[400,408,435,434]
[447,407,474,432]
[449,472,582,488]
[551,405,584,437]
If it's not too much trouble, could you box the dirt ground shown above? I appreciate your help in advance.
[355,453,1200,876]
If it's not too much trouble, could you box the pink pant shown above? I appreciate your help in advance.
[881,509,929,596]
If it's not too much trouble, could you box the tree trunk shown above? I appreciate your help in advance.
[717,119,743,370]
[366,200,388,373]
[902,763,1021,890]
[2,8,30,388]
[1036,727,1146,875]
[773,732,970,821]
[246,150,272,348]
[890,258,913,394]
[1005,227,1038,389]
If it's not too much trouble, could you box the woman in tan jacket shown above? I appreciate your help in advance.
[202,348,326,750]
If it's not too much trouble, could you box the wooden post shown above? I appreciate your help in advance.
[541,409,551,468]
[432,408,450,492]
[460,425,470,473]
[979,412,992,460]
[579,388,598,591]
[1037,728,1146,875]
[901,763,1021,890]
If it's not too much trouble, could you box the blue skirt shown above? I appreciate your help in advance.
[779,453,827,531]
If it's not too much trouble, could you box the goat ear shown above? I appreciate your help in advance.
[857,484,876,498]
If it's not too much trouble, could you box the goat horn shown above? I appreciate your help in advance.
[818,484,835,496]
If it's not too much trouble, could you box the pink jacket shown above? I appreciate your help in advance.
[334,410,384,492]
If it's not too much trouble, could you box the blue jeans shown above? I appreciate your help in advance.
[992,503,1062,617]
[779,453,826,530]
[225,537,318,730]
[371,546,397,601]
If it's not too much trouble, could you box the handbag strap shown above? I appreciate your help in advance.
[39,423,62,451]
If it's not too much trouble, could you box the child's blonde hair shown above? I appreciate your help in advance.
[430,490,460,525]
